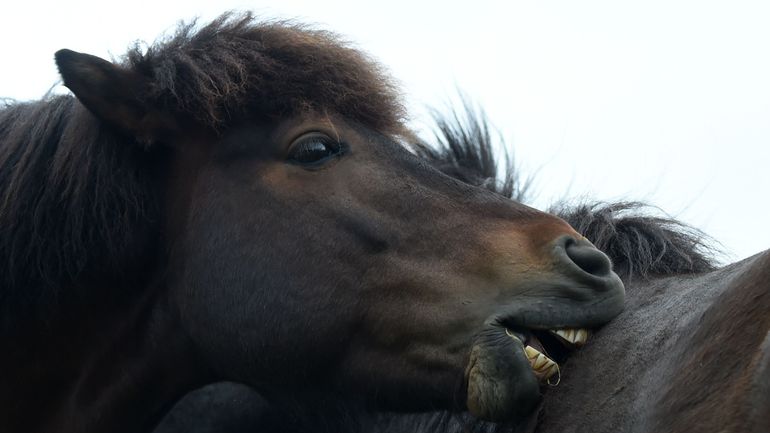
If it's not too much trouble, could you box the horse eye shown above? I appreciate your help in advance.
[287,133,344,167]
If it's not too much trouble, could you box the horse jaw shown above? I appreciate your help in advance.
[464,323,593,421]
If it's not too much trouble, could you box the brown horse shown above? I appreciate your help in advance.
[0,13,625,433]
[152,107,769,433]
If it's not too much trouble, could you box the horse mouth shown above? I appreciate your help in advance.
[465,324,591,421]
[504,327,590,385]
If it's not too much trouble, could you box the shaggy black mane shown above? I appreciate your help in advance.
[420,106,717,280]
[0,97,157,329]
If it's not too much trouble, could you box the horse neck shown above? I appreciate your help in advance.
[0,282,212,433]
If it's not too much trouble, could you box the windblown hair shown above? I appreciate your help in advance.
[124,12,405,134]
[421,106,717,280]
[412,101,529,202]
[0,12,407,329]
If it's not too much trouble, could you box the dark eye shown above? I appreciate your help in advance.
[287,133,345,167]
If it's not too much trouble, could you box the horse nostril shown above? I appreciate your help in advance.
[564,239,612,277]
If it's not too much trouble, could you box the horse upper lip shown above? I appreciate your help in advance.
[494,277,626,333]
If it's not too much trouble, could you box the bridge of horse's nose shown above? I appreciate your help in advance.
[558,236,612,278]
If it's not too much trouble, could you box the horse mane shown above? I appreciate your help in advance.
[0,97,158,328]
[420,104,717,280]
[0,12,407,329]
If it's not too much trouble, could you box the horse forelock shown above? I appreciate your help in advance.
[124,11,406,136]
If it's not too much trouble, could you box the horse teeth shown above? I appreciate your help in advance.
[524,345,559,382]
[551,328,590,347]
[508,329,564,383]
[524,345,540,359]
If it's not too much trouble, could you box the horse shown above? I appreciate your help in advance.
[152,106,769,433]
[0,12,627,433]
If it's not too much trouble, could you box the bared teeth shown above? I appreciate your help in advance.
[523,345,560,384]
[550,328,590,347]
[505,328,561,385]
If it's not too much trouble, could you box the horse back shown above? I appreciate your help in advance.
[652,249,770,433]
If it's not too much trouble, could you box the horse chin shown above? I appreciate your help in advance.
[464,325,541,422]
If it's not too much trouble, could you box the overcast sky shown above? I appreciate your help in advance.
[3,0,768,261]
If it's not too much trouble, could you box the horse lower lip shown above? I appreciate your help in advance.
[465,329,541,421]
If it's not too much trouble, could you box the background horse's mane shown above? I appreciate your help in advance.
[0,12,406,329]
[551,202,715,279]
[415,102,717,280]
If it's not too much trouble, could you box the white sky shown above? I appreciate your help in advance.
[3,1,768,261]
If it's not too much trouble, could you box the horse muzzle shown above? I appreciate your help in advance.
[464,237,624,421]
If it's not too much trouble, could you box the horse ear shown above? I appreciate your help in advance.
[55,49,174,144]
